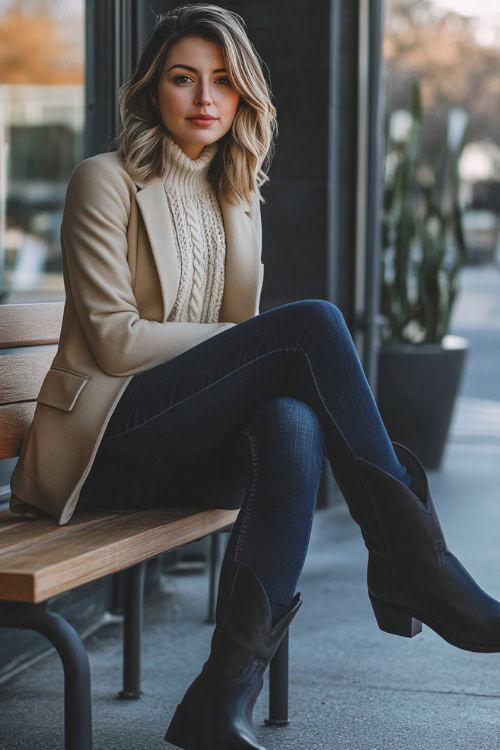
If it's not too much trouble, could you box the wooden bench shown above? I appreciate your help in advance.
[0,302,291,750]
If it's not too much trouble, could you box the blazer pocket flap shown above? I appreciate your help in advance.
[37,368,90,412]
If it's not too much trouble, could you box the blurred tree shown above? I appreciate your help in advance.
[384,0,500,157]
[0,0,83,83]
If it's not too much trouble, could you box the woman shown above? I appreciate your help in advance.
[9,4,500,750]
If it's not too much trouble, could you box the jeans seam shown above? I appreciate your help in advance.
[296,342,356,459]
[234,429,258,562]
[106,347,287,441]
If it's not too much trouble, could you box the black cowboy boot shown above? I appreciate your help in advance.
[164,563,302,750]
[332,441,500,652]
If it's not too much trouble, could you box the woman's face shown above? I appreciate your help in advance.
[156,35,240,160]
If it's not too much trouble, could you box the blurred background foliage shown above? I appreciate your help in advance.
[384,0,500,152]
[381,0,500,344]
[381,79,468,345]
[0,0,83,84]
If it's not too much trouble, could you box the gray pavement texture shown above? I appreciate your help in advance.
[1,265,500,750]
[449,265,500,402]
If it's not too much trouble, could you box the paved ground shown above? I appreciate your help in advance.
[1,265,499,749]
[1,429,499,750]
[449,265,500,402]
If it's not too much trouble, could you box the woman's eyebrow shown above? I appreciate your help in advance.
[167,64,227,73]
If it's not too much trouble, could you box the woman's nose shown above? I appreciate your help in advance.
[195,82,213,107]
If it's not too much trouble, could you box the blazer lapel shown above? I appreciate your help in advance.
[218,191,261,323]
[134,175,260,324]
[135,179,179,322]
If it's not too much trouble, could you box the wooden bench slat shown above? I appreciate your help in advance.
[0,510,126,554]
[0,303,64,348]
[0,349,57,406]
[0,402,36,459]
[0,507,230,569]
[0,508,238,603]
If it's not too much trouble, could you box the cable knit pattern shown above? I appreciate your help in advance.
[162,133,226,324]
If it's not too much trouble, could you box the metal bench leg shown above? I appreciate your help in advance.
[265,629,289,727]
[206,532,221,624]
[118,560,147,699]
[0,601,92,750]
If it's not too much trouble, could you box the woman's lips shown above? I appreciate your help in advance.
[187,117,217,127]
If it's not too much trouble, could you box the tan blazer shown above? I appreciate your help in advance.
[9,149,264,526]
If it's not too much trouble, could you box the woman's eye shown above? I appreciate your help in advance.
[173,75,231,86]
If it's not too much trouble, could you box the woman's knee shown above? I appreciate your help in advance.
[286,299,346,330]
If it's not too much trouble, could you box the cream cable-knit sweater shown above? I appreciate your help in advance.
[162,132,226,324]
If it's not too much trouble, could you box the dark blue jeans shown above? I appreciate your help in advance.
[80,300,410,624]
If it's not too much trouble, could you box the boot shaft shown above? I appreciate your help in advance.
[332,442,446,582]
[205,563,302,681]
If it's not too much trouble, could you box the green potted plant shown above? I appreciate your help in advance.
[377,79,469,469]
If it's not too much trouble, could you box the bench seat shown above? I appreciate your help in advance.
[0,506,238,604]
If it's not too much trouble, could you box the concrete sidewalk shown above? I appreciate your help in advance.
[1,394,500,750]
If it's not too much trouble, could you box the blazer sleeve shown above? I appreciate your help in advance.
[60,157,236,377]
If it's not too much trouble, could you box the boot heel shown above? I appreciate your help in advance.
[370,596,422,638]
[164,703,210,749]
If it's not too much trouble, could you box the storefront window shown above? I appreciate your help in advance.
[0,0,84,303]
[383,0,500,267]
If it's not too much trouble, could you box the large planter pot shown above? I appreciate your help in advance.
[376,335,469,470]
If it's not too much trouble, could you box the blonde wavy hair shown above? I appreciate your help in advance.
[115,3,277,207]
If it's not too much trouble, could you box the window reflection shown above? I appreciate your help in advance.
[0,0,84,303]
[383,0,500,266]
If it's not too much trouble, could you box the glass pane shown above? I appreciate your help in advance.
[382,1,500,429]
[382,0,500,341]
[0,0,84,303]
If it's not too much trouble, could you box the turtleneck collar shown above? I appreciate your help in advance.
[162,130,218,194]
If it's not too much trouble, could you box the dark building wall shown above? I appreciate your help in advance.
[215,1,331,309]
[329,0,359,330]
